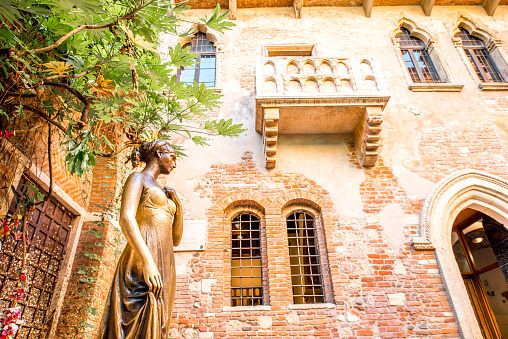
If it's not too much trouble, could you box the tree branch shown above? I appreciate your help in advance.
[42,70,93,82]
[45,123,53,203]
[31,3,152,54]
[22,106,67,134]
[44,81,91,124]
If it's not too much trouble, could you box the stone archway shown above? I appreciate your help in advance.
[413,169,508,339]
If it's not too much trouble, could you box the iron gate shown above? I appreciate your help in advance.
[0,176,74,338]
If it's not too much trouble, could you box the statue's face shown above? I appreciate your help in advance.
[157,146,177,175]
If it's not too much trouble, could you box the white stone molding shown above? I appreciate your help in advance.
[413,169,508,339]
[255,56,390,168]
[452,14,508,89]
[178,24,225,92]
[391,15,463,92]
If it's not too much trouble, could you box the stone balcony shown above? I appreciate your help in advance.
[255,57,390,169]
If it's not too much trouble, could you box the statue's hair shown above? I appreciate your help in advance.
[130,140,174,168]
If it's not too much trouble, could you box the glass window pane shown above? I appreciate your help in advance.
[402,50,419,83]
[452,232,471,273]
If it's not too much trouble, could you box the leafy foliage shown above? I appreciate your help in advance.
[0,0,243,177]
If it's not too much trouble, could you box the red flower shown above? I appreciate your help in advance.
[20,275,26,282]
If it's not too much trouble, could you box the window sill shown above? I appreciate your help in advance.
[478,83,508,91]
[288,303,335,310]
[408,83,464,92]
[222,305,271,312]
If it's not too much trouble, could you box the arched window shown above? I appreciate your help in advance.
[231,213,267,306]
[286,211,325,304]
[178,32,216,87]
[455,28,503,83]
[452,210,508,339]
[398,27,440,83]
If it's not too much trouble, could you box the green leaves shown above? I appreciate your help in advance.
[168,43,197,69]
[201,4,235,33]
[205,119,247,138]
[64,133,96,177]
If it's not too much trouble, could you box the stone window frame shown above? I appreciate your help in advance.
[391,16,463,92]
[223,204,270,307]
[281,203,334,305]
[177,23,225,93]
[451,14,508,91]
[412,169,508,339]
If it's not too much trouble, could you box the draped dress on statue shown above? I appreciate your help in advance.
[99,186,176,339]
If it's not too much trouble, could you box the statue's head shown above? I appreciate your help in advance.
[130,140,177,174]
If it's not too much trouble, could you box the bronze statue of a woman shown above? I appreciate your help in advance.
[99,140,183,339]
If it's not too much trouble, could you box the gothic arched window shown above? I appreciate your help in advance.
[456,28,503,83]
[178,32,216,87]
[398,27,441,83]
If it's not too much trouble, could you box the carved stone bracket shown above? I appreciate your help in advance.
[354,107,383,167]
[294,0,303,19]
[263,108,279,169]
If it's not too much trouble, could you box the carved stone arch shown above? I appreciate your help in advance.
[412,169,508,339]
[391,16,434,45]
[176,23,225,91]
[451,14,493,44]
[451,13,508,88]
[390,15,462,91]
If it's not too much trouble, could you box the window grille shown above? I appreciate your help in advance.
[398,27,441,83]
[286,212,325,304]
[178,32,216,87]
[456,28,503,83]
[231,214,264,306]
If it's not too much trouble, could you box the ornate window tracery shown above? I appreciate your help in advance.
[177,32,216,87]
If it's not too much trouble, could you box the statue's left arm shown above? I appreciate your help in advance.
[164,187,183,246]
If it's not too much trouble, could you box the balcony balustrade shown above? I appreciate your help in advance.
[255,56,390,168]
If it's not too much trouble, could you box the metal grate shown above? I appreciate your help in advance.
[398,28,441,83]
[286,212,324,304]
[0,176,74,338]
[178,33,216,87]
[231,214,263,306]
[457,28,503,83]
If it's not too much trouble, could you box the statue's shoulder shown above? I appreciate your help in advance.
[125,172,145,187]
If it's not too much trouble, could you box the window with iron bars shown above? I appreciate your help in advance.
[177,32,216,87]
[286,211,325,304]
[398,27,441,83]
[231,213,268,306]
[456,28,504,83]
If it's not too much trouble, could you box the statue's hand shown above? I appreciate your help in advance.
[163,187,181,207]
[143,259,163,298]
